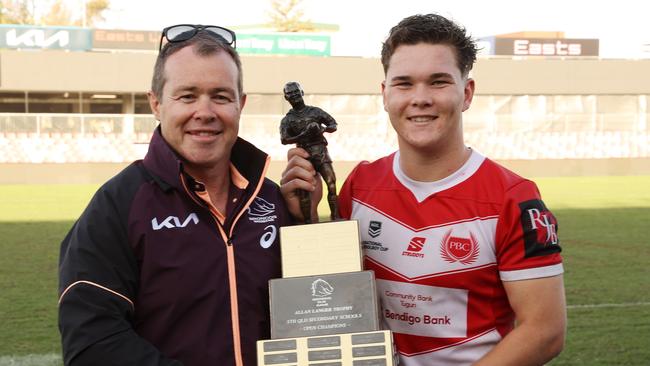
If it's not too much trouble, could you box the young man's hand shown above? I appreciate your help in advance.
[280,147,323,222]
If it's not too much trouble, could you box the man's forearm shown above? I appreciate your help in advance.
[473,322,564,366]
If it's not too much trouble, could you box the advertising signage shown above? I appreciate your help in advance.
[1,25,332,56]
[237,34,330,56]
[0,25,92,50]
[93,29,159,50]
[493,38,599,57]
[92,30,331,56]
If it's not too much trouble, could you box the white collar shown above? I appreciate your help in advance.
[393,148,485,203]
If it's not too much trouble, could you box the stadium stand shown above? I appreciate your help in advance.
[1,112,648,163]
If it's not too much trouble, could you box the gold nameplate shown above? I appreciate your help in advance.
[280,220,362,278]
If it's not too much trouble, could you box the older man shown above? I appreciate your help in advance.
[59,25,290,366]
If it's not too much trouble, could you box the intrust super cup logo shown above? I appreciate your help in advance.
[440,230,480,265]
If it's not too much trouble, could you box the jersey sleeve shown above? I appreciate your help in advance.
[59,182,182,365]
[495,179,563,282]
[338,162,365,219]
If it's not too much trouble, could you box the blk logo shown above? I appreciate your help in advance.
[151,213,199,231]
[440,230,480,265]
[402,237,426,258]
[519,199,561,258]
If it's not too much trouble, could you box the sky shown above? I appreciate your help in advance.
[90,0,650,58]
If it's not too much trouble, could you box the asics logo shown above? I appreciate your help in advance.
[151,213,199,231]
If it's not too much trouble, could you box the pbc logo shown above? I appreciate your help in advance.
[402,237,426,258]
[440,230,480,265]
[519,199,561,258]
[151,213,199,231]
[368,221,382,238]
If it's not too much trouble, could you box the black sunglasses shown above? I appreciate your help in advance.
[159,24,236,51]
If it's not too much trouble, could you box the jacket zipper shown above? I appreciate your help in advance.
[179,174,244,366]
[179,156,270,366]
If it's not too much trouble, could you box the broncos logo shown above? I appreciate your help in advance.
[311,279,334,297]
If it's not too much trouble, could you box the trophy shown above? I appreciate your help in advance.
[280,81,339,224]
[256,83,398,366]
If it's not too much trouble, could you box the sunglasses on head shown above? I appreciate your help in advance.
[159,24,236,51]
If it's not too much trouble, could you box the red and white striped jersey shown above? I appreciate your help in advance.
[339,150,563,365]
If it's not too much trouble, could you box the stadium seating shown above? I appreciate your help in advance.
[0,115,648,163]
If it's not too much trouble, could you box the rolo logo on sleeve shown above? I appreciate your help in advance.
[518,199,561,257]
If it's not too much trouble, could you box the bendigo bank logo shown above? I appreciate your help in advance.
[440,230,480,265]
[402,237,426,258]
[519,199,561,258]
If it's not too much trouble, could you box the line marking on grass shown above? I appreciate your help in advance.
[567,301,650,309]
[0,353,61,366]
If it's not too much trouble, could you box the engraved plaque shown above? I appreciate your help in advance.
[280,220,362,278]
[270,271,380,339]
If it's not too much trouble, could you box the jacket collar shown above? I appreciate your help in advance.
[142,126,269,193]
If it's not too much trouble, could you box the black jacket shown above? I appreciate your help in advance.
[59,128,291,365]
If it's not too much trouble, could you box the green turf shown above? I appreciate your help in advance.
[0,184,98,222]
[0,221,70,360]
[0,176,649,365]
[535,175,650,209]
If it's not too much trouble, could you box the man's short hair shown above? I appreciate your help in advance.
[151,31,243,99]
[381,13,477,78]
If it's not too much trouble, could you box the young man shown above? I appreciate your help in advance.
[281,14,566,365]
[59,25,291,366]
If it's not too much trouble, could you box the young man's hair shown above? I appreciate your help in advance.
[151,32,243,99]
[381,13,477,77]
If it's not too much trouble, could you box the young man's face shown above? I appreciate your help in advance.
[382,43,474,156]
[148,46,246,175]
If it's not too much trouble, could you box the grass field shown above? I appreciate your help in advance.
[1,176,649,365]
